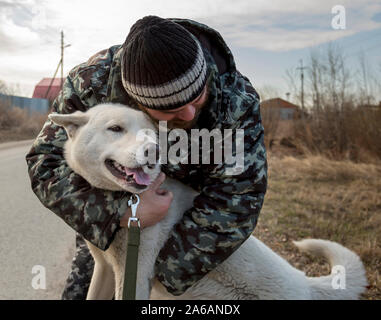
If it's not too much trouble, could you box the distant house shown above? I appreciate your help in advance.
[32,78,63,101]
[261,98,299,120]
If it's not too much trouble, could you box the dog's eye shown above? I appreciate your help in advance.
[108,125,123,133]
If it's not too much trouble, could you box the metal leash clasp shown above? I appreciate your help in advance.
[127,194,140,228]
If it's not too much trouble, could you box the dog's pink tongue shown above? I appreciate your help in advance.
[124,167,151,185]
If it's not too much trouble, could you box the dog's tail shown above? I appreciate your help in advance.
[293,239,367,299]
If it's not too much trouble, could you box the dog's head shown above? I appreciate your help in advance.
[49,103,161,194]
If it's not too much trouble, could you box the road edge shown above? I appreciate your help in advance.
[0,139,34,151]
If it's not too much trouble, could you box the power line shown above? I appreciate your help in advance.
[340,29,381,52]
[44,58,62,99]
[346,42,381,60]
[310,29,381,61]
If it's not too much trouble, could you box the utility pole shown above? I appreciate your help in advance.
[60,30,71,90]
[45,31,70,101]
[297,59,307,110]
[61,31,64,90]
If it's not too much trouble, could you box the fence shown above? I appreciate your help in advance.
[0,93,49,114]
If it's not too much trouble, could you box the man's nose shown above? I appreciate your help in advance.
[176,105,196,121]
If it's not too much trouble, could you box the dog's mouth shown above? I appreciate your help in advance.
[105,159,151,190]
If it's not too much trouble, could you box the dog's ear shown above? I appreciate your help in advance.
[49,112,89,139]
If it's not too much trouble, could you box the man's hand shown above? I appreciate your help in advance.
[120,172,173,229]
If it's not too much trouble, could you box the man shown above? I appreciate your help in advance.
[26,15,267,299]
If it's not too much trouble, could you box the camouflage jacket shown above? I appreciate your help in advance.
[26,18,267,295]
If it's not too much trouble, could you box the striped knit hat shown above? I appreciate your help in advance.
[121,16,208,110]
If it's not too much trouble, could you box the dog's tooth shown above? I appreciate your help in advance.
[113,162,122,173]
[118,163,126,173]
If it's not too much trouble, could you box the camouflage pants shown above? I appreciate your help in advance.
[61,233,94,300]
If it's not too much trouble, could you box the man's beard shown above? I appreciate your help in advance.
[165,107,203,129]
[138,88,209,130]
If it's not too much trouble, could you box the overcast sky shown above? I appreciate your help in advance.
[0,0,380,99]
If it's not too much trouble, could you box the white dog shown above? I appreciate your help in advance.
[49,103,367,300]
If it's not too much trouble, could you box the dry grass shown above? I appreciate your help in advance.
[261,107,280,150]
[1,98,379,299]
[0,102,47,143]
[255,154,381,300]
[292,106,381,163]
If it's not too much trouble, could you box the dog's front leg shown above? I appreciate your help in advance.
[85,242,115,300]
[135,258,154,300]
[135,278,151,300]
[134,238,158,300]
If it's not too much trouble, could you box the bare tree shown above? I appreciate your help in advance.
[257,85,282,101]
[286,44,352,111]
[356,51,381,107]
[284,67,301,106]
[309,50,323,110]
[0,80,24,96]
[284,43,381,161]
[0,80,9,95]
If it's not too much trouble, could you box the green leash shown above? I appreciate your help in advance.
[122,194,141,300]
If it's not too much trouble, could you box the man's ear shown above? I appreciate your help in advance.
[49,111,89,139]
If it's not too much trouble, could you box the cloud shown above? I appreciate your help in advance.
[0,0,380,96]
[0,1,40,52]
[195,0,381,51]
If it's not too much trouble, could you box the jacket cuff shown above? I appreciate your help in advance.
[98,196,130,250]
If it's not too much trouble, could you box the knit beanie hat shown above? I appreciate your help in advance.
[121,16,208,110]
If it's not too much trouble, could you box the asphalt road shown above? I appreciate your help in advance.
[0,140,75,300]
